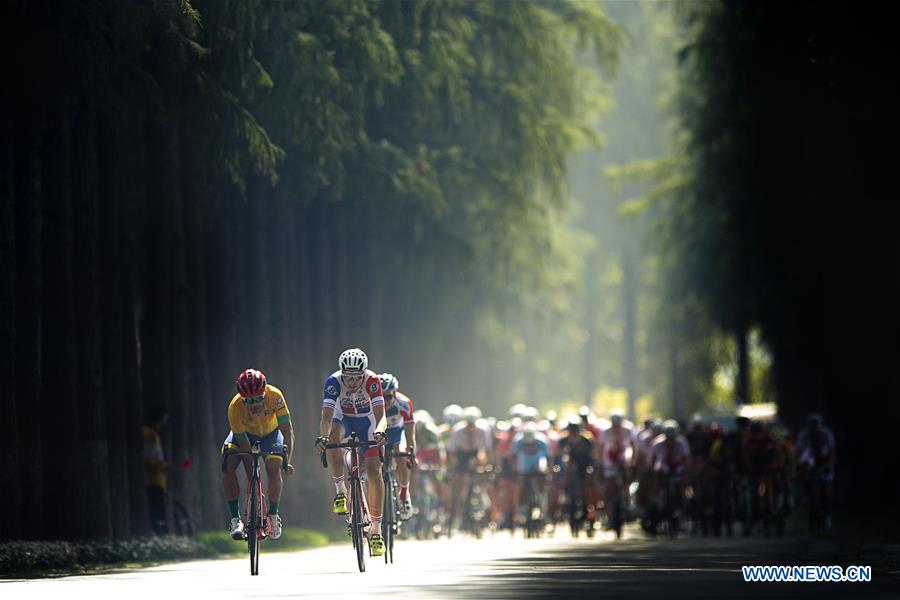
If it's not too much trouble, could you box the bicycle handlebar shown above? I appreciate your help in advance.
[380,447,415,467]
[319,438,369,468]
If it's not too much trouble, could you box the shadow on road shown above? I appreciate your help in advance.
[424,533,899,599]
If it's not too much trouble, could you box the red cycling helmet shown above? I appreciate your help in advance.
[236,369,267,398]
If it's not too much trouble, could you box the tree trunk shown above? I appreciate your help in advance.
[158,122,190,524]
[74,101,112,539]
[39,105,85,540]
[0,118,21,541]
[95,111,132,539]
[14,121,44,540]
[735,323,749,405]
[622,243,638,421]
[181,126,220,531]
[125,269,149,536]
[669,317,680,420]
[583,250,598,406]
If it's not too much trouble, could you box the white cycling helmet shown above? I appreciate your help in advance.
[610,408,625,426]
[663,419,679,436]
[508,403,527,419]
[339,348,368,374]
[463,406,482,422]
[379,372,399,394]
[443,404,463,423]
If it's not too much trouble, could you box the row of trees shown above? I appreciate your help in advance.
[1,0,620,540]
[621,1,899,510]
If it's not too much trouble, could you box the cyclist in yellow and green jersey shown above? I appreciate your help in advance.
[222,368,295,541]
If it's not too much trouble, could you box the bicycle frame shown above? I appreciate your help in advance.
[379,447,412,563]
[225,441,287,576]
[322,432,373,573]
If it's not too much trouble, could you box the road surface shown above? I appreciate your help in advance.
[4,526,897,599]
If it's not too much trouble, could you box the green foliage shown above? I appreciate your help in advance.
[0,537,213,576]
[0,527,339,575]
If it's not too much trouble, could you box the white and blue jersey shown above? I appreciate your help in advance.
[512,432,550,474]
[324,369,383,446]
[385,391,415,446]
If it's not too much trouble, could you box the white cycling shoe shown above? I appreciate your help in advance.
[399,499,413,520]
[230,517,245,540]
[267,514,283,540]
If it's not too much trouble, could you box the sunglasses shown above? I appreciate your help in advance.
[342,373,364,383]
[242,395,265,405]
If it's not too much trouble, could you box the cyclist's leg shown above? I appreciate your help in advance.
[511,475,522,523]
[358,414,384,528]
[222,432,244,511]
[327,420,347,483]
[395,437,411,489]
[262,428,285,508]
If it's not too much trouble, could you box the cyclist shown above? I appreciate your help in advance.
[742,420,778,535]
[493,406,524,530]
[769,422,795,517]
[648,420,690,533]
[796,413,835,531]
[511,422,551,526]
[447,406,492,533]
[440,404,463,438]
[381,373,417,519]
[686,415,713,534]
[222,369,295,541]
[723,416,751,530]
[634,419,658,514]
[600,410,637,530]
[556,420,597,531]
[411,410,447,527]
[314,348,388,556]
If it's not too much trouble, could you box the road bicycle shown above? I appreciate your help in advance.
[322,432,374,573]
[223,441,287,575]
[380,446,414,563]
[604,464,628,540]
[517,472,547,539]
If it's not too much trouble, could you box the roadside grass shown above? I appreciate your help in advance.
[196,526,342,557]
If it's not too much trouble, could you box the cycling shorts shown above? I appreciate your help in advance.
[222,428,284,460]
[333,411,379,458]
[386,425,406,448]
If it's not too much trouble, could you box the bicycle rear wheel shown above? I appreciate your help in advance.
[611,478,623,539]
[352,479,366,573]
[383,475,394,564]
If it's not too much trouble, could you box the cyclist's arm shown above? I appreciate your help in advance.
[279,420,295,465]
[373,403,386,433]
[403,421,416,454]
[319,406,335,437]
[227,400,253,456]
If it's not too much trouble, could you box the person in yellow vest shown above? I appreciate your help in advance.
[143,405,171,535]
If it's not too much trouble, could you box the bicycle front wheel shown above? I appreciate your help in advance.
[352,480,366,573]
[249,483,260,575]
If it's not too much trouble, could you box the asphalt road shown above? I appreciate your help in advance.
[4,526,898,599]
